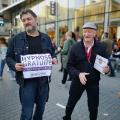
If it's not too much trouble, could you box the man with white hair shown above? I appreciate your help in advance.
[63,22,109,120]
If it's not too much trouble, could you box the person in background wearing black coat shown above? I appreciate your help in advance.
[63,22,110,120]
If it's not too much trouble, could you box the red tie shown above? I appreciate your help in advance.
[84,47,92,63]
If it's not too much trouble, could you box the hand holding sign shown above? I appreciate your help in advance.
[15,63,24,71]
[52,58,58,64]
[103,64,110,74]
[94,55,108,74]
[21,54,52,79]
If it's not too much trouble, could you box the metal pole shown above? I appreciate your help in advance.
[104,0,110,33]
[55,0,59,46]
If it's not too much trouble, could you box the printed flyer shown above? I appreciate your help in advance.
[21,54,52,79]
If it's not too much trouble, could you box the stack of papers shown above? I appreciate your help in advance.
[94,55,108,74]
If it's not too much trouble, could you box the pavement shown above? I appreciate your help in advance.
[0,62,120,120]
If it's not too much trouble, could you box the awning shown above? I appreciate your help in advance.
[0,0,26,14]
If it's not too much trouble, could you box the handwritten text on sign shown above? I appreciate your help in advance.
[21,54,52,79]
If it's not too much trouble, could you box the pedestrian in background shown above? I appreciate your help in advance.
[7,35,16,80]
[111,43,120,71]
[6,9,57,120]
[63,22,109,120]
[101,32,115,77]
[60,31,76,84]
[59,32,66,72]
[0,37,8,80]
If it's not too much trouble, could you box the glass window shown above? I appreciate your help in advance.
[109,11,120,19]
[57,0,68,20]
[109,0,120,12]
[44,0,56,23]
[84,0,105,16]
[109,25,117,39]
[97,23,104,39]
[39,24,46,33]
[84,14,104,23]
[58,21,68,45]
[68,19,75,31]
[68,0,84,19]
[31,1,46,24]
[74,17,84,36]
[109,11,120,39]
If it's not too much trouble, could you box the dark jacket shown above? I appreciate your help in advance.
[67,39,108,85]
[6,31,54,85]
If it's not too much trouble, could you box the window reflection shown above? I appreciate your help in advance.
[109,0,120,12]
[110,11,120,19]
[85,0,104,5]
[57,0,68,20]
[68,0,84,19]
[58,21,68,45]
[12,0,120,44]
[85,0,105,16]
[84,14,104,22]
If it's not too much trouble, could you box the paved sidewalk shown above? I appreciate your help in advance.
[44,64,120,120]
[0,63,120,120]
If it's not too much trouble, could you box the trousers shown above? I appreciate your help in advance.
[0,59,6,77]
[19,78,49,120]
[64,81,99,120]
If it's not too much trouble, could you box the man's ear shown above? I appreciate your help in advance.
[36,18,39,25]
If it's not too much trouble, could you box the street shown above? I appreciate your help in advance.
[0,62,120,120]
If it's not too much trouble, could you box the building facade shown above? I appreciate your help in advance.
[0,0,10,36]
[0,0,120,44]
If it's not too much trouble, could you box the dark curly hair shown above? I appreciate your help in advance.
[20,8,37,19]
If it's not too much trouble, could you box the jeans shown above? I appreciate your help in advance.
[0,59,6,77]
[108,58,115,75]
[19,79,49,120]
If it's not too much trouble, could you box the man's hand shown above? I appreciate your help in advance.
[52,58,58,64]
[15,63,24,71]
[79,72,90,85]
[103,64,110,74]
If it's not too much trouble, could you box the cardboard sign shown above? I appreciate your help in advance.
[21,54,52,79]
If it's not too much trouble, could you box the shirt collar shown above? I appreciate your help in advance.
[84,40,94,53]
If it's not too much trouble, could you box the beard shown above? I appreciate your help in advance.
[25,25,37,33]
